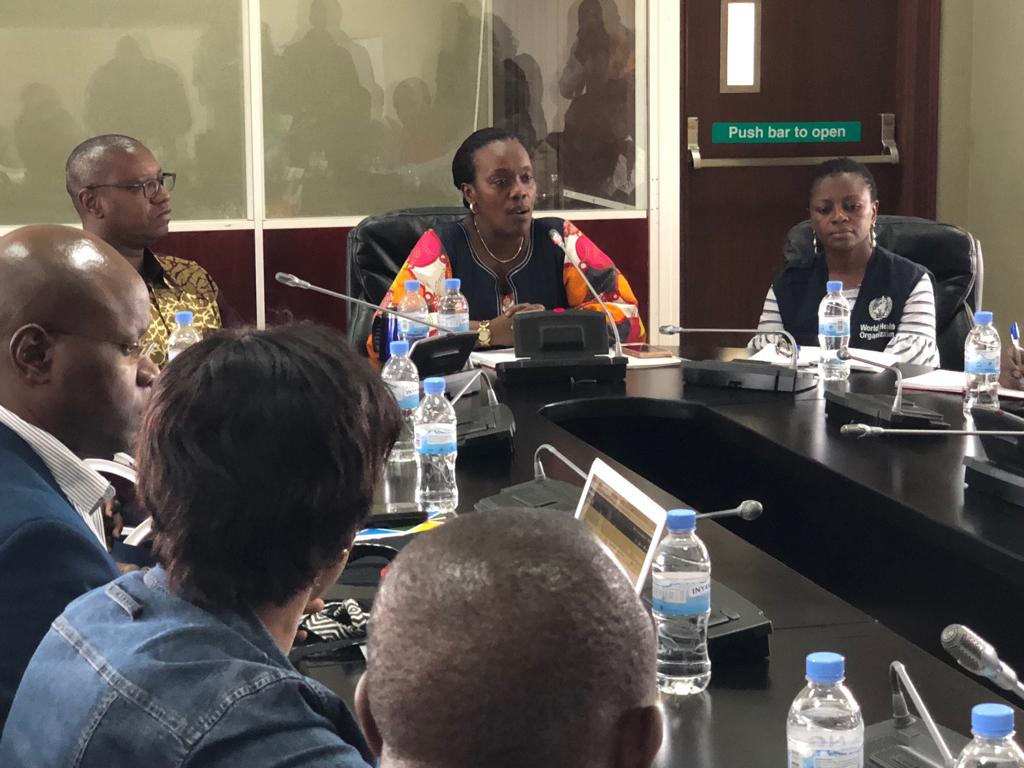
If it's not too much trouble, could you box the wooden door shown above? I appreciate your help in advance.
[679,0,940,331]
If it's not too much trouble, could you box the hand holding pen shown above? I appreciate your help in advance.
[1002,321,1024,389]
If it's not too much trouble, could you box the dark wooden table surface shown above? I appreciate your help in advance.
[311,355,1024,767]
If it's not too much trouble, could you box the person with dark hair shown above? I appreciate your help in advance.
[751,157,939,365]
[367,127,644,357]
[66,134,232,368]
[355,509,663,768]
[0,325,401,767]
[0,224,157,730]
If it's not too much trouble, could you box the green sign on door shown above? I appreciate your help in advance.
[711,122,862,144]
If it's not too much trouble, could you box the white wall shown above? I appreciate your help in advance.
[937,0,1024,331]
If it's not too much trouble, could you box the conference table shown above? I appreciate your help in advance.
[310,353,1024,767]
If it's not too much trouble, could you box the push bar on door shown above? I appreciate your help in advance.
[688,113,899,169]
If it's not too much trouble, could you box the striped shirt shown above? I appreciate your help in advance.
[0,405,110,547]
[749,272,941,367]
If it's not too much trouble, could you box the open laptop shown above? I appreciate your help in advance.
[574,458,668,593]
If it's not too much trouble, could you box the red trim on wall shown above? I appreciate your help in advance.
[263,228,350,328]
[156,230,257,324]
[160,218,650,333]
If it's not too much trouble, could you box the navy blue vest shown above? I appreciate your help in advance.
[772,246,927,351]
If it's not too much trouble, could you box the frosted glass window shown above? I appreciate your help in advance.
[721,0,761,93]
[262,0,645,216]
[0,1,247,224]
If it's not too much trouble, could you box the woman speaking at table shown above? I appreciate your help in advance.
[368,127,645,357]
[750,158,939,366]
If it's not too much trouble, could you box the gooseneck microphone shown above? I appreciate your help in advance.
[841,424,1024,438]
[274,272,453,336]
[658,325,801,371]
[548,230,624,358]
[837,348,906,413]
[698,500,764,521]
[533,443,588,481]
[941,624,1024,700]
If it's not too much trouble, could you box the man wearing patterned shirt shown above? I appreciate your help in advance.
[66,134,230,367]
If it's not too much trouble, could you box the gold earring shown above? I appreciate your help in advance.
[813,234,821,254]
[469,201,478,214]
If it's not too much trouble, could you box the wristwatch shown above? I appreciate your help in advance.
[477,320,492,347]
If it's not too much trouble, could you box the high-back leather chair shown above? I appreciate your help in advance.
[783,215,983,369]
[346,207,467,352]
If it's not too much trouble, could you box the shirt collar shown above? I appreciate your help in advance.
[141,248,170,288]
[0,404,111,546]
[143,566,294,667]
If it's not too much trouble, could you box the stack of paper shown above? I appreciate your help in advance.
[749,344,898,372]
[468,349,682,369]
[901,369,1024,400]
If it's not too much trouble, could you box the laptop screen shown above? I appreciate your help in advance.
[575,458,667,591]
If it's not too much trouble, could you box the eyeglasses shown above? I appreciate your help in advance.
[85,172,176,201]
[46,330,154,362]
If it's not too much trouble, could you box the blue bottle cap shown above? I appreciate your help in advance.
[445,278,461,291]
[404,279,421,293]
[423,377,446,395]
[972,703,1014,738]
[666,508,696,532]
[389,340,409,357]
[174,310,193,325]
[806,652,845,683]
[975,310,994,325]
[826,281,844,293]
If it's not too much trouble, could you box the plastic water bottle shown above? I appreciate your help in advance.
[652,508,711,695]
[818,281,851,381]
[381,339,419,458]
[965,311,1001,415]
[414,377,458,515]
[437,278,470,333]
[397,280,430,345]
[381,340,420,513]
[167,310,202,362]
[787,652,864,768]
[954,703,1024,767]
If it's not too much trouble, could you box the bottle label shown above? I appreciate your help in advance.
[787,743,862,768]
[388,381,419,410]
[965,350,1000,375]
[818,319,849,338]
[652,572,710,616]
[399,316,429,338]
[438,312,470,333]
[414,423,457,455]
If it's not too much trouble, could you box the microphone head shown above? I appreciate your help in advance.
[658,325,683,335]
[840,423,872,438]
[548,229,564,247]
[837,348,852,361]
[737,500,763,521]
[275,272,298,286]
[941,624,993,676]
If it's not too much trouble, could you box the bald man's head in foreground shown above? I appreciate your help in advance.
[357,510,662,768]
[0,225,157,458]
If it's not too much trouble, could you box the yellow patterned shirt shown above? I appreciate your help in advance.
[141,251,223,367]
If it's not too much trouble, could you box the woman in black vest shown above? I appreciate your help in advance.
[750,158,940,366]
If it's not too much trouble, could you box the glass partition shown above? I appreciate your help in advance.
[261,0,645,217]
[0,1,248,224]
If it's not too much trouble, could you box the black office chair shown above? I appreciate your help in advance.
[346,206,467,352]
[783,215,983,369]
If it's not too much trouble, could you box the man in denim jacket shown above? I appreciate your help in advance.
[0,325,400,767]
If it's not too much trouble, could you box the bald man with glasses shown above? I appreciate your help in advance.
[0,224,158,729]
[66,134,230,367]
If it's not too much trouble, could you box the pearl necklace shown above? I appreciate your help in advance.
[473,216,525,265]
